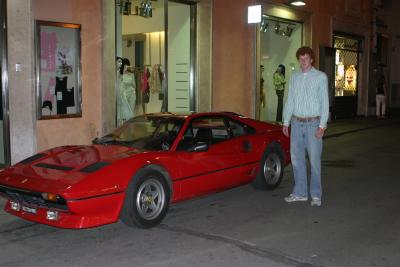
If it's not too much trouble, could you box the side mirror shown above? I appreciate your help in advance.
[188,141,209,152]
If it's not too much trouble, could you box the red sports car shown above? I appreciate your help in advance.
[0,112,290,229]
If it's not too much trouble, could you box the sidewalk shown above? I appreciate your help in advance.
[324,115,400,139]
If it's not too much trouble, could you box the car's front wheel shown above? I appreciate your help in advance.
[121,170,170,228]
[253,145,284,190]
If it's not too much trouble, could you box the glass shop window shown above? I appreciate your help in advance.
[333,36,361,97]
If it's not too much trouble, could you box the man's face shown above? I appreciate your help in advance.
[298,54,313,72]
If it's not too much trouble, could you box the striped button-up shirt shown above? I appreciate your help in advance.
[283,67,329,129]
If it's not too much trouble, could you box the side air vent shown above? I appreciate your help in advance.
[35,163,74,171]
[79,162,111,173]
[18,153,47,164]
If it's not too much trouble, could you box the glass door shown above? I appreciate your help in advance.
[332,34,362,118]
[167,0,196,112]
[258,15,303,123]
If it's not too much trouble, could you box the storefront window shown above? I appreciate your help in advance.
[115,0,196,126]
[259,15,303,123]
[333,36,360,97]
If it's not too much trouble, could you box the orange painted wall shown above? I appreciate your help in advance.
[211,0,372,117]
[33,0,102,151]
[212,0,255,117]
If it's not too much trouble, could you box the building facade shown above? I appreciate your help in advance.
[1,0,395,165]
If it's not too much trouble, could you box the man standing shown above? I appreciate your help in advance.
[282,46,329,207]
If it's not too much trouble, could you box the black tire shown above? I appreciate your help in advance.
[252,145,284,191]
[121,170,170,228]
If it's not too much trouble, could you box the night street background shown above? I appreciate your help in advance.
[1,117,399,267]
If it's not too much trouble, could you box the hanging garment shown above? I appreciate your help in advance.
[118,72,136,123]
[141,68,150,104]
[64,87,75,107]
[55,76,68,114]
[150,64,161,94]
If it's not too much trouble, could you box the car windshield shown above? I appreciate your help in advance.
[93,115,184,151]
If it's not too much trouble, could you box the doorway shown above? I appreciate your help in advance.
[258,15,303,123]
[331,34,362,119]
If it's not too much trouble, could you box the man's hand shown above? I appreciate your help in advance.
[315,127,325,139]
[282,125,289,137]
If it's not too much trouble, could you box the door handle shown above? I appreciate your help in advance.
[243,140,251,152]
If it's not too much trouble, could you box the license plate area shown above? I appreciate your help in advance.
[22,205,37,214]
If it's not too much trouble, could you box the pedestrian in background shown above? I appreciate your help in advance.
[376,74,387,119]
[282,46,329,207]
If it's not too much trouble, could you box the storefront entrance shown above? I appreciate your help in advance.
[332,34,362,119]
[258,15,303,123]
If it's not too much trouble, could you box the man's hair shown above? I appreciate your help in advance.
[296,46,315,60]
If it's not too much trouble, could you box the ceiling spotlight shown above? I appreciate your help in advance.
[274,22,280,34]
[285,26,294,37]
[260,19,269,33]
[289,0,306,6]
[119,0,132,15]
[139,0,153,17]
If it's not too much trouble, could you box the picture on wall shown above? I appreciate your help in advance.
[35,20,82,119]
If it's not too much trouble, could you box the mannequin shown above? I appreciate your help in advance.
[118,58,136,125]
[260,65,266,108]
[273,64,286,123]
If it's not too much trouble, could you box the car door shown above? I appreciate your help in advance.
[225,118,259,184]
[173,116,245,200]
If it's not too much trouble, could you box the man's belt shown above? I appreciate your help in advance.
[292,115,320,122]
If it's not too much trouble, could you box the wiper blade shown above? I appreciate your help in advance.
[92,137,131,146]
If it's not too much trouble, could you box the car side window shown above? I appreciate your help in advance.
[176,116,230,151]
[227,119,255,137]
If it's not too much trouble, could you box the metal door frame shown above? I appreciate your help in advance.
[0,0,11,166]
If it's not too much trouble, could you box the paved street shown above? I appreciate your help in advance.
[0,117,399,267]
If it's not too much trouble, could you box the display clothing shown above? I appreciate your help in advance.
[55,76,68,114]
[150,64,162,94]
[141,68,150,105]
[118,72,136,124]
[275,89,284,123]
[260,77,265,108]
[273,71,285,122]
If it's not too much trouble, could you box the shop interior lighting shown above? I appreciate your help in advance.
[116,0,154,18]
[274,22,281,34]
[284,26,294,37]
[289,0,306,6]
[260,15,296,38]
[260,15,269,32]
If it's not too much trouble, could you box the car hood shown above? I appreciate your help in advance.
[0,145,142,194]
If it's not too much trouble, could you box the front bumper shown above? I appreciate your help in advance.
[1,191,125,229]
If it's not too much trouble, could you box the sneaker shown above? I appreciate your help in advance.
[310,197,321,207]
[284,194,308,203]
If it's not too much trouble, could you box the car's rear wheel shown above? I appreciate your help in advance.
[253,145,284,190]
[121,170,170,228]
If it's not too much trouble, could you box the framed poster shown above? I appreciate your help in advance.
[35,20,82,119]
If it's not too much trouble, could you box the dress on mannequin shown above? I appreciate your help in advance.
[118,66,136,125]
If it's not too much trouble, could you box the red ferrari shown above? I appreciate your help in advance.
[0,112,290,229]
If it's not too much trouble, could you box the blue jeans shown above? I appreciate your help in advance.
[290,118,323,199]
